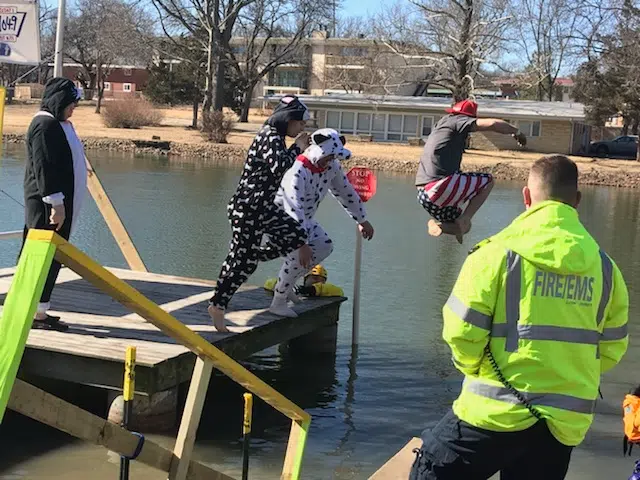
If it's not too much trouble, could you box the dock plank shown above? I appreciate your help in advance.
[0,266,345,394]
[369,438,422,479]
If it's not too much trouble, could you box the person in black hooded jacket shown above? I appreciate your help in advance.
[21,77,87,331]
[208,95,312,331]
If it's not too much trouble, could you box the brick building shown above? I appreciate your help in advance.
[265,94,592,155]
[60,63,149,99]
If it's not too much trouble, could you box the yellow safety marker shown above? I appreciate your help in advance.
[242,393,253,480]
[243,393,253,435]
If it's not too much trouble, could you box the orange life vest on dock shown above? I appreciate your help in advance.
[623,392,640,455]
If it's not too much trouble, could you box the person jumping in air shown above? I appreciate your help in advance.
[268,128,374,317]
[415,99,527,244]
[207,95,311,332]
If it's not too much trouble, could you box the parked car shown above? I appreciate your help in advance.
[590,135,638,158]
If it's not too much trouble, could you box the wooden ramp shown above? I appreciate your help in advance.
[370,437,422,479]
[0,266,344,395]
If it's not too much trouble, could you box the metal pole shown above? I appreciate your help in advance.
[242,393,253,480]
[352,226,362,346]
[120,346,136,480]
[54,0,66,77]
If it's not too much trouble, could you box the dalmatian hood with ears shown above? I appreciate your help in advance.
[303,128,352,165]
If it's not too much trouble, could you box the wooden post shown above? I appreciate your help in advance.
[168,357,214,480]
[85,157,147,272]
[352,225,363,346]
[8,379,234,480]
[0,230,23,240]
[281,418,310,480]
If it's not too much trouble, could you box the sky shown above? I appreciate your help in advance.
[340,1,407,17]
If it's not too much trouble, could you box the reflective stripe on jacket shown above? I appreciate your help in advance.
[444,200,629,446]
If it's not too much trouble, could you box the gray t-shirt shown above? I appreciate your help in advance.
[415,114,477,185]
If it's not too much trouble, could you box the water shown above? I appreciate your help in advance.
[1,146,639,479]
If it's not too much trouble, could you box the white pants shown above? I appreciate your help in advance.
[274,221,334,295]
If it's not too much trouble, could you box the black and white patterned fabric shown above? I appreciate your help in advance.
[209,124,307,310]
[271,129,365,296]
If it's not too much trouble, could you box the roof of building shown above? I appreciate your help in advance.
[266,94,585,121]
[492,76,575,88]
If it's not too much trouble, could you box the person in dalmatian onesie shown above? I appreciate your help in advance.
[208,95,312,332]
[268,128,375,317]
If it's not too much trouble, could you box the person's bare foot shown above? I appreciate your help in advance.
[428,219,443,237]
[208,304,230,333]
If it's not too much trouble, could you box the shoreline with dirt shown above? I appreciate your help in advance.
[5,132,640,188]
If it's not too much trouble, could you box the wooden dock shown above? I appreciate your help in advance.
[0,266,344,395]
[370,437,422,479]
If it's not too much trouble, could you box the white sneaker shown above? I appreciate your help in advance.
[269,294,298,318]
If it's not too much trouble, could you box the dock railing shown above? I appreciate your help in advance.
[0,229,312,479]
[0,230,22,240]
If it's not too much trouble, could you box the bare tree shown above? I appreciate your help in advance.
[321,5,441,95]
[511,0,585,101]
[402,0,513,101]
[573,0,640,160]
[323,39,438,95]
[151,0,256,113]
[65,0,152,112]
[333,14,371,38]
[229,0,326,122]
[151,35,206,128]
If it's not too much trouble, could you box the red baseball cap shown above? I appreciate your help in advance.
[446,99,478,117]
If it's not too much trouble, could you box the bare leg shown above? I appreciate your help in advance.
[455,180,494,243]
[458,180,494,224]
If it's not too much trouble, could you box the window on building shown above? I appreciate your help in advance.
[123,68,132,76]
[518,120,541,137]
[123,83,132,92]
[326,110,340,130]
[387,114,403,141]
[356,113,371,135]
[341,112,355,133]
[272,69,306,88]
[103,82,111,91]
[421,116,434,137]
[402,115,418,140]
[371,113,386,140]
[340,47,367,56]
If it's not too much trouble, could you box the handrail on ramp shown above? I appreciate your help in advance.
[0,230,21,240]
[1,229,311,479]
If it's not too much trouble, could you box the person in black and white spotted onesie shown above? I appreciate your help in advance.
[208,96,312,331]
[268,128,375,317]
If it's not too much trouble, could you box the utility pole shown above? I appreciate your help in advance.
[332,0,337,37]
[54,0,66,77]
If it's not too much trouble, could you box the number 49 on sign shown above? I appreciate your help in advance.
[346,166,377,346]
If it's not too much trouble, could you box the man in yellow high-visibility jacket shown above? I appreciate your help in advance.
[410,155,629,480]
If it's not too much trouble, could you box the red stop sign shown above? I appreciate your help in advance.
[346,166,377,202]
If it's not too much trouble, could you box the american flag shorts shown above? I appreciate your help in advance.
[417,172,493,222]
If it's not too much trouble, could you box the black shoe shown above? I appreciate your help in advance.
[32,314,69,332]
